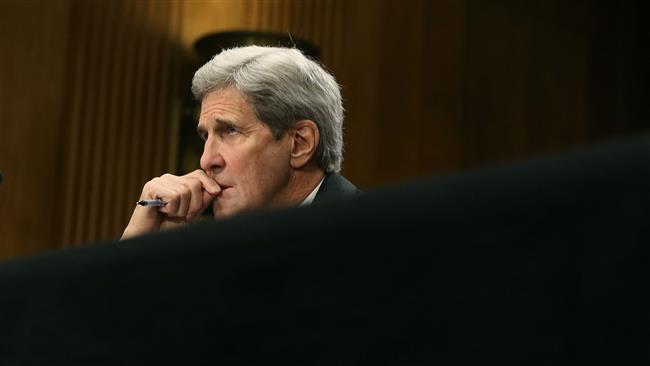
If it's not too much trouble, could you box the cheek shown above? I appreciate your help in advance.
[242,145,291,197]
[226,151,268,193]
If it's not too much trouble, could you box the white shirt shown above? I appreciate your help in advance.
[299,177,325,206]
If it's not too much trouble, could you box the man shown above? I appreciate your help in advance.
[122,46,358,239]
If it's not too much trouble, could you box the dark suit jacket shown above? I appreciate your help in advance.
[313,173,360,203]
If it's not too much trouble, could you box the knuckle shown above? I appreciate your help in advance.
[143,179,158,191]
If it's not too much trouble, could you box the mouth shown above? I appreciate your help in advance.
[212,183,233,203]
[211,179,230,194]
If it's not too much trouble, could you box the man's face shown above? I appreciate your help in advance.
[197,87,293,218]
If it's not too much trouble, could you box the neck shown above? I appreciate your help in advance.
[274,164,325,208]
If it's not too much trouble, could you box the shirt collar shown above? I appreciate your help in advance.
[299,177,326,206]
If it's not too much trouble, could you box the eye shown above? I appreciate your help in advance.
[223,125,238,136]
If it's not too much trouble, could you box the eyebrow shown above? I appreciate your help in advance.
[196,117,237,137]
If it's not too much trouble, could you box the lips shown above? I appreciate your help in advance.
[219,186,234,197]
[212,178,230,192]
[217,184,231,195]
[212,181,233,199]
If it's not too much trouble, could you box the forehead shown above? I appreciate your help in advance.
[199,87,256,123]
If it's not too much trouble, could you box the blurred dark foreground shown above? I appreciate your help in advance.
[0,135,648,365]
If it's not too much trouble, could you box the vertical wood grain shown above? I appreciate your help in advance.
[101,0,131,239]
[60,0,182,246]
[110,0,141,242]
[0,0,72,258]
[61,0,92,247]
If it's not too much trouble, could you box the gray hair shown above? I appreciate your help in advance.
[191,46,344,173]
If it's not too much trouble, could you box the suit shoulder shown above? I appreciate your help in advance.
[314,173,360,203]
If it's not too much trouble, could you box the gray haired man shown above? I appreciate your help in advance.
[122,46,358,239]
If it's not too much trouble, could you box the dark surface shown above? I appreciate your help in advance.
[0,136,648,365]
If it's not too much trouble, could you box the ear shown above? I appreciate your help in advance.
[290,120,319,169]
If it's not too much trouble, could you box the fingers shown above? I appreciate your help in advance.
[146,176,188,217]
[184,177,205,220]
[185,169,221,195]
[182,170,221,219]
[123,170,220,239]
[141,170,220,221]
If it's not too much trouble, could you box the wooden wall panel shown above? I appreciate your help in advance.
[0,0,72,258]
[180,0,251,52]
[588,1,650,141]
[241,0,346,72]
[462,0,591,167]
[60,0,182,247]
[335,0,467,187]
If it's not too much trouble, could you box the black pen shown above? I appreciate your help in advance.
[136,199,166,207]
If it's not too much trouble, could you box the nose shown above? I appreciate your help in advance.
[200,136,225,173]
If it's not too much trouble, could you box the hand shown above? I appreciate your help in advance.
[121,169,221,239]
